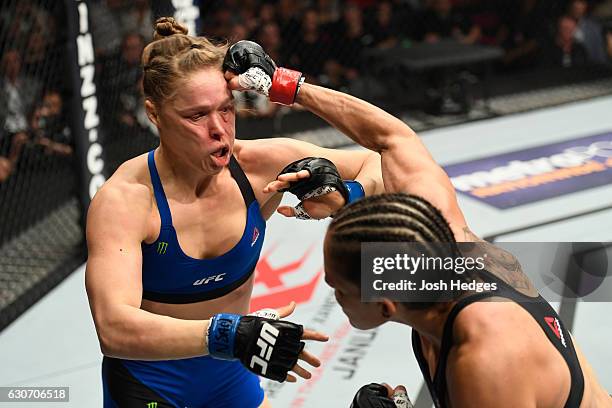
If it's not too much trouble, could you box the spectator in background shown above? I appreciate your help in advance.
[90,0,126,58]
[419,0,480,44]
[469,1,506,46]
[121,0,153,44]
[258,2,277,26]
[593,0,612,21]
[277,0,302,40]
[568,0,607,63]
[0,155,10,182]
[257,22,283,64]
[22,32,49,77]
[290,8,333,82]
[238,0,259,37]
[324,4,366,90]
[5,2,53,49]
[208,7,235,40]
[0,50,39,179]
[229,23,249,42]
[501,0,547,70]
[315,0,341,26]
[368,1,399,49]
[31,91,72,157]
[541,15,588,68]
[115,33,147,130]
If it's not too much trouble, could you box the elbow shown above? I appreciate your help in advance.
[95,316,140,359]
[97,323,123,358]
[378,131,417,153]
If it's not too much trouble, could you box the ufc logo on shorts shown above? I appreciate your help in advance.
[249,322,279,375]
[193,273,226,286]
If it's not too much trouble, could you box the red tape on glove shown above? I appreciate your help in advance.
[269,68,303,105]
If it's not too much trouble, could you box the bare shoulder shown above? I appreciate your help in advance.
[87,154,153,240]
[446,302,542,407]
[447,300,573,407]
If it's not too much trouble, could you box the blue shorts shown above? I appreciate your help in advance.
[102,355,265,408]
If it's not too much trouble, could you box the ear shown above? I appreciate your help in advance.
[145,99,160,127]
[379,298,397,319]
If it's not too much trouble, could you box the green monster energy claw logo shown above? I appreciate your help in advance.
[146,402,157,408]
[157,241,168,254]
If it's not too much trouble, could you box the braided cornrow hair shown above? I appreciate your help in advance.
[326,193,463,309]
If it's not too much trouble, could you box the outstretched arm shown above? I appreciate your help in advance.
[224,40,464,230]
[295,83,467,231]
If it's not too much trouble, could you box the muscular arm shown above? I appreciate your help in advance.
[295,83,467,230]
[85,180,209,360]
[237,137,384,214]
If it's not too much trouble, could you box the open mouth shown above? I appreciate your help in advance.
[212,146,229,158]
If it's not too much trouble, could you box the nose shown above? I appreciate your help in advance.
[208,112,225,141]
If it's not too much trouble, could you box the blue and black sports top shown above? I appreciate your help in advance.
[141,150,266,304]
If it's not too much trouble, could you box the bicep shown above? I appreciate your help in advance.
[85,188,149,323]
[382,135,466,227]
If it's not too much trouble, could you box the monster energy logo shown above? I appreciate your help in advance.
[157,242,168,254]
[146,403,157,408]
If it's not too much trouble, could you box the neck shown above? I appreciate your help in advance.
[156,144,219,198]
[395,302,455,347]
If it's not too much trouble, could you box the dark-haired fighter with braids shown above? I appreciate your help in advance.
[216,37,611,408]
[253,57,611,407]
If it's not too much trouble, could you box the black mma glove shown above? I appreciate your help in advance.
[207,313,305,382]
[223,40,304,105]
[351,383,397,408]
[277,157,365,219]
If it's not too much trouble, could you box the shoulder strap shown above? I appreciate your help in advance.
[434,292,496,400]
[147,150,173,227]
[228,155,256,207]
[412,330,443,408]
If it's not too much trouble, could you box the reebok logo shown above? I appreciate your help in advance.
[545,316,567,348]
[251,227,260,247]
[249,322,279,375]
[193,273,226,286]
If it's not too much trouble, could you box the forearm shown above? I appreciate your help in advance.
[296,83,414,152]
[98,304,210,360]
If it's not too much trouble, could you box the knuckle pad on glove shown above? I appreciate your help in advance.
[223,40,276,77]
[277,157,349,202]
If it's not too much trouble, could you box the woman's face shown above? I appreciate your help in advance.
[323,234,388,330]
[156,67,236,175]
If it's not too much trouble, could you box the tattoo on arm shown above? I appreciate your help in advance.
[462,227,535,293]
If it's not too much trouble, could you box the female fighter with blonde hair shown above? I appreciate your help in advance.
[86,17,384,407]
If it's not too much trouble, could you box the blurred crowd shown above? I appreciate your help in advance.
[204,0,612,88]
[0,2,72,184]
[2,0,612,183]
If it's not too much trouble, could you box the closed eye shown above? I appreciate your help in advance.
[190,112,206,121]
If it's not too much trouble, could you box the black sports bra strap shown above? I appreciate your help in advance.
[434,292,499,394]
[229,155,256,207]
